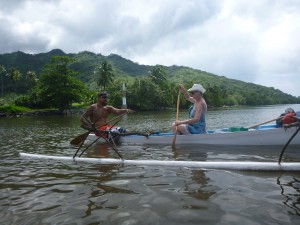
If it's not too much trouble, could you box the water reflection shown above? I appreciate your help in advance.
[181,169,215,201]
[87,143,111,158]
[172,145,208,161]
[174,146,216,210]
[277,175,300,216]
[1,105,300,225]
[83,164,137,218]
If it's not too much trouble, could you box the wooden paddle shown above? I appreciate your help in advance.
[70,131,90,146]
[70,112,127,146]
[247,117,281,129]
[172,90,180,147]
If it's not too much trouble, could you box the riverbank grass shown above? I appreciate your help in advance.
[0,105,33,114]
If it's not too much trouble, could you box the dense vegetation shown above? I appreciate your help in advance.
[0,49,299,112]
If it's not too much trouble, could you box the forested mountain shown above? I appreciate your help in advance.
[0,49,299,107]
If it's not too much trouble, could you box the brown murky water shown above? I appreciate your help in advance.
[1,105,300,225]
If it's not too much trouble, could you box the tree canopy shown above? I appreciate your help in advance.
[1,49,299,110]
[15,56,85,110]
[39,56,85,110]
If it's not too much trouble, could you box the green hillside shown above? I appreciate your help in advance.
[0,49,299,108]
[164,66,298,105]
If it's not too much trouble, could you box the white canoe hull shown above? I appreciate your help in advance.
[86,125,300,146]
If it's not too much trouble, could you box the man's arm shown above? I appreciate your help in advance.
[109,106,134,115]
[80,106,93,127]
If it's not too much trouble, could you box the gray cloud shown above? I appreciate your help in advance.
[0,0,299,96]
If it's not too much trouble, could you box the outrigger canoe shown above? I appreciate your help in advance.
[86,124,300,147]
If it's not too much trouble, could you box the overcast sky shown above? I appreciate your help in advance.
[1,0,299,97]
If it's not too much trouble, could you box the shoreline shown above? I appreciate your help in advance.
[0,109,85,118]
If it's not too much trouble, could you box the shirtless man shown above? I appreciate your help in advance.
[80,92,134,129]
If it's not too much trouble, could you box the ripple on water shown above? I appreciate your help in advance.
[1,109,300,225]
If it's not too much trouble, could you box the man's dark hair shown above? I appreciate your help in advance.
[98,91,108,98]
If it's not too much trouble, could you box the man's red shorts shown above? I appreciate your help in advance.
[95,125,126,138]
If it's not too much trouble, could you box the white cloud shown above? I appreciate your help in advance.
[0,0,299,96]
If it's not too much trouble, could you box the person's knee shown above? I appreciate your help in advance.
[171,122,176,133]
[178,124,189,135]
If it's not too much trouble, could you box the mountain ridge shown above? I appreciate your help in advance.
[0,49,299,105]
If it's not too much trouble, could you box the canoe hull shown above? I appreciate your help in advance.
[86,126,300,146]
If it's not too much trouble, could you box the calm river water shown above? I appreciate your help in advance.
[1,104,300,225]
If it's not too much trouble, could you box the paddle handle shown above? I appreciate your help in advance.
[172,91,180,146]
[89,112,127,128]
[106,112,127,125]
[247,117,281,129]
[176,92,180,121]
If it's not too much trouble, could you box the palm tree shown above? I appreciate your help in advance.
[6,68,22,92]
[0,65,6,97]
[26,70,38,88]
[94,61,115,91]
[148,65,167,86]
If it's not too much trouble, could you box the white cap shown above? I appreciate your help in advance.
[187,84,206,94]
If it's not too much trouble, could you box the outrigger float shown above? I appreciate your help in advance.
[19,152,300,171]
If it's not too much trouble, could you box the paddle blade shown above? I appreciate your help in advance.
[70,132,90,146]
